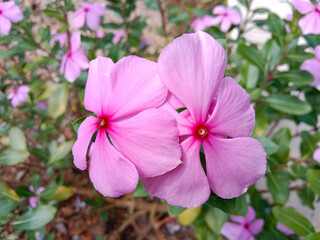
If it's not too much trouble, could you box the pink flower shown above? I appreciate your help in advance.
[29,185,45,208]
[300,46,320,87]
[37,101,47,111]
[285,13,293,33]
[96,30,105,39]
[276,222,295,235]
[59,32,89,82]
[211,5,241,32]
[190,15,216,32]
[292,0,320,35]
[221,206,264,240]
[8,85,30,107]
[313,142,320,162]
[72,56,181,197]
[141,31,266,208]
[140,37,149,49]
[0,1,23,35]
[50,31,68,47]
[72,2,106,31]
[112,29,125,44]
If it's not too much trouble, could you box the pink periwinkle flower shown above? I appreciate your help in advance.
[221,206,264,240]
[96,30,105,39]
[112,29,125,44]
[141,31,266,208]
[50,30,68,48]
[211,5,241,32]
[300,46,320,87]
[72,56,181,197]
[8,85,30,107]
[0,1,23,35]
[292,0,320,35]
[37,101,47,111]
[72,2,106,31]
[313,142,320,162]
[140,37,150,49]
[29,185,45,208]
[190,15,216,32]
[276,222,295,235]
[285,13,293,33]
[59,32,89,82]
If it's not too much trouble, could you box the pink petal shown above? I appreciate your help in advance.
[246,206,256,223]
[64,58,81,82]
[141,137,210,208]
[300,58,320,86]
[220,18,232,32]
[72,116,98,170]
[107,56,167,120]
[203,136,266,198]
[72,9,86,29]
[227,9,241,25]
[276,222,295,235]
[17,85,30,94]
[158,31,226,123]
[0,15,12,35]
[89,130,139,197]
[86,12,101,30]
[29,197,39,208]
[84,56,114,116]
[112,29,125,44]
[230,215,246,224]
[91,3,106,16]
[292,0,315,14]
[3,4,23,23]
[299,12,320,35]
[221,222,254,240]
[206,77,255,138]
[315,46,320,60]
[72,49,89,70]
[29,185,35,192]
[59,54,67,75]
[108,109,182,177]
[213,5,227,14]
[11,96,20,107]
[36,186,45,194]
[0,2,15,10]
[313,148,320,162]
[249,219,264,234]
[190,16,219,31]
[70,31,81,52]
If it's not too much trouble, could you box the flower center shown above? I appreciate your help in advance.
[222,12,228,17]
[84,7,89,13]
[98,116,109,130]
[193,124,209,140]
[0,10,2,15]
[244,223,249,230]
[315,8,320,13]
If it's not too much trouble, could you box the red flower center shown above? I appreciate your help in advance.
[193,123,209,140]
[223,12,228,17]
[84,7,89,13]
[67,52,72,58]
[0,10,2,15]
[315,8,320,13]
[98,116,109,130]
[244,223,249,230]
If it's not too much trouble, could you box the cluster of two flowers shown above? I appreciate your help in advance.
[72,31,267,208]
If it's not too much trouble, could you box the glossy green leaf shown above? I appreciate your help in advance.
[167,204,186,216]
[0,149,29,166]
[304,233,320,240]
[15,186,35,198]
[238,44,265,71]
[270,128,291,165]
[273,70,314,86]
[266,173,290,204]
[48,84,69,118]
[254,136,279,155]
[48,141,74,164]
[133,180,149,197]
[0,200,19,218]
[9,127,27,151]
[298,186,315,209]
[307,169,320,196]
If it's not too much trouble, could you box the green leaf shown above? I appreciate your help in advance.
[300,131,319,158]
[304,233,320,240]
[307,169,320,196]
[42,9,64,22]
[0,149,29,166]
[144,0,159,10]
[238,44,265,71]
[272,206,315,236]
[48,141,74,164]
[253,8,270,14]
[270,128,291,165]
[298,186,315,209]
[0,200,19,218]
[266,173,290,204]
[48,84,69,118]
[51,186,72,201]
[0,42,37,59]
[254,136,279,155]
[241,63,261,89]
[13,205,56,231]
[71,115,90,133]
[9,127,27,151]
[0,183,20,202]
[39,186,57,200]
[133,180,149,197]
[266,13,286,46]
[273,71,314,86]
[205,194,248,216]
[167,204,186,216]
[15,186,35,198]
[204,206,228,235]
[264,95,312,115]
[178,207,202,225]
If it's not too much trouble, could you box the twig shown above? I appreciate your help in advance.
[157,0,167,37]
[270,157,313,170]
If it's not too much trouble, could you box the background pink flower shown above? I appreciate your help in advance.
[72,2,106,31]
[221,206,264,240]
[28,185,45,208]
[300,46,320,87]
[50,31,68,47]
[59,32,89,82]
[72,56,181,198]
[276,222,295,235]
[112,29,125,44]
[211,5,241,32]
[190,15,216,32]
[141,31,266,208]
[8,85,30,107]
[292,0,320,35]
[313,142,320,162]
[0,1,23,35]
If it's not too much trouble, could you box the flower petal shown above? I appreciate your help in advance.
[108,56,167,120]
[59,54,67,75]
[292,0,315,14]
[0,15,11,35]
[72,9,85,29]
[72,116,98,170]
[276,222,295,235]
[299,12,320,35]
[89,130,139,197]
[3,4,23,23]
[221,222,254,240]
[72,49,89,70]
[84,56,114,116]
[246,206,256,223]
[300,58,320,86]
[220,18,232,32]
[64,58,81,83]
[29,197,39,208]
[86,12,101,30]
[141,137,210,208]
[91,3,106,16]
[315,46,320,60]
[70,31,81,52]
[313,148,320,162]
[228,9,241,25]
[203,136,266,198]
[158,31,226,123]
[249,219,264,235]
[109,108,182,177]
[206,77,255,138]
[213,5,227,14]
